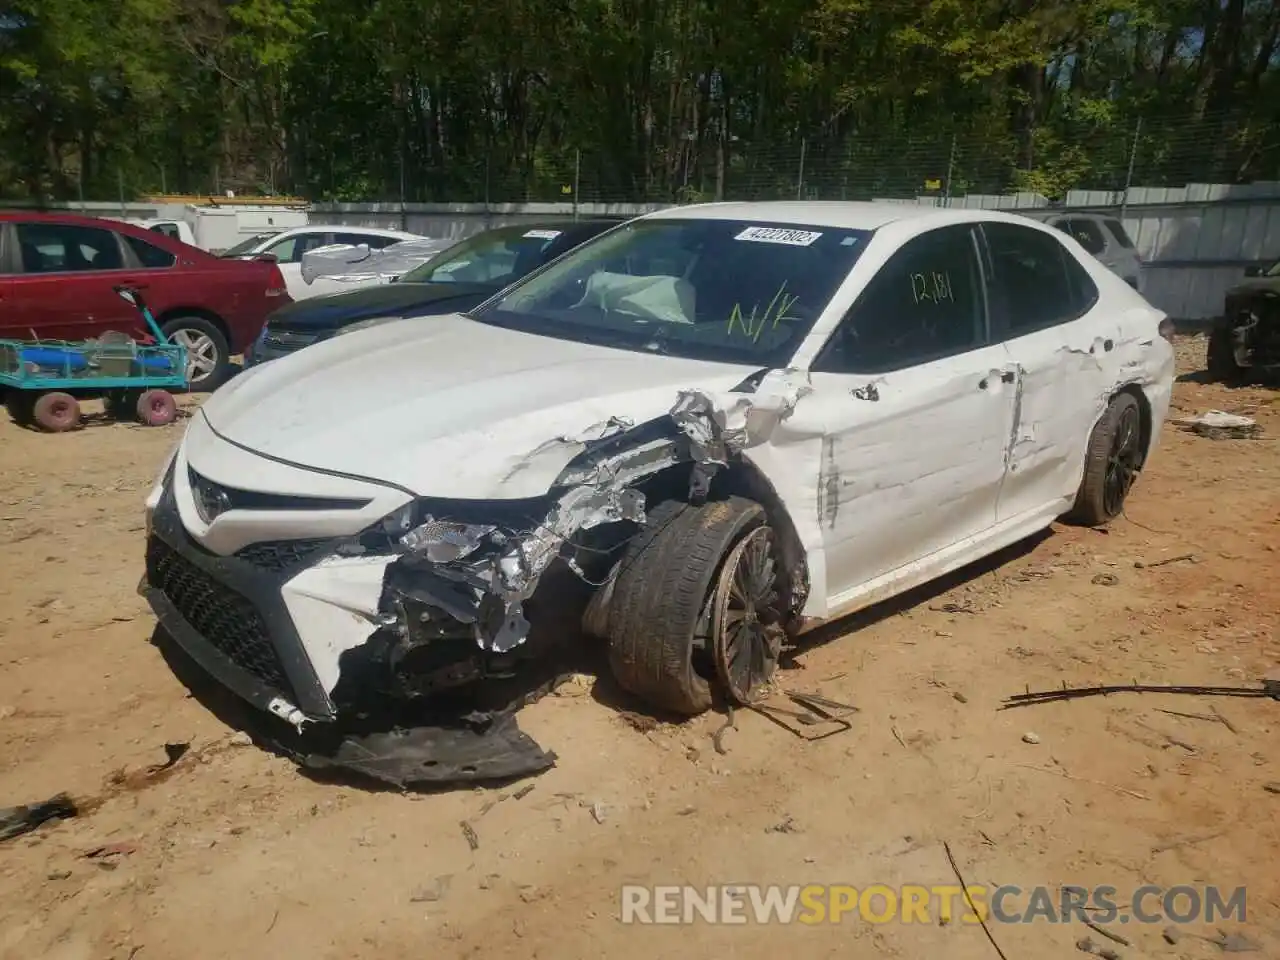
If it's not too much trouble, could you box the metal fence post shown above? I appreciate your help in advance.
[796,138,807,200]
[118,167,125,218]
[943,133,957,208]
[573,149,581,220]
[1120,117,1142,219]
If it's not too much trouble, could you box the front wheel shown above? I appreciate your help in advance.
[162,317,230,392]
[1065,392,1143,527]
[606,497,784,715]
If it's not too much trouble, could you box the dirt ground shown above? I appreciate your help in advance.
[0,337,1277,960]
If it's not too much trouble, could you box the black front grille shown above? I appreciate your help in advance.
[235,539,331,573]
[147,537,292,696]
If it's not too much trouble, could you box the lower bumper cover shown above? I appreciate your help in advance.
[143,478,558,787]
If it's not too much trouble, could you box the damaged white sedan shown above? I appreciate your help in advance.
[141,201,1175,785]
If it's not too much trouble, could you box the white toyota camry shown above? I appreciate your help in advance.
[142,201,1175,784]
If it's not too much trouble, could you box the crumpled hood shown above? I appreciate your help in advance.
[266,281,496,331]
[201,313,751,498]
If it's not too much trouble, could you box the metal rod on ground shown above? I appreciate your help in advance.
[943,134,957,209]
[796,138,807,200]
[1120,117,1142,220]
[573,149,581,221]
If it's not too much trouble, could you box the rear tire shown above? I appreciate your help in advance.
[1065,392,1142,527]
[31,392,81,432]
[607,497,769,716]
[162,316,230,392]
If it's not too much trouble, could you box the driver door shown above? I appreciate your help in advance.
[801,224,1019,608]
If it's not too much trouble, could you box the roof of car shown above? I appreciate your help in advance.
[648,200,1046,232]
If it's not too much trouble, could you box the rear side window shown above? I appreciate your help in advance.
[813,224,985,374]
[983,222,1098,338]
[16,223,124,273]
[1102,218,1135,249]
[125,234,177,268]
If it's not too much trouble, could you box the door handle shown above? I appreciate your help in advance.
[1103,339,1114,352]
[1001,370,1016,383]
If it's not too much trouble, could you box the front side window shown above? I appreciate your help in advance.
[401,226,564,287]
[471,218,871,365]
[984,222,1098,337]
[264,233,329,264]
[16,223,124,273]
[812,224,984,374]
[1059,217,1111,256]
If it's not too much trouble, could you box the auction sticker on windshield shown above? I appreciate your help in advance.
[735,226,823,246]
[524,230,562,239]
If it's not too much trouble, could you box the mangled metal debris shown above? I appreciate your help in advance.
[380,382,806,660]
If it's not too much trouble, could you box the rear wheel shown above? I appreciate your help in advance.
[162,316,230,392]
[1066,392,1143,527]
[31,392,81,433]
[606,497,781,715]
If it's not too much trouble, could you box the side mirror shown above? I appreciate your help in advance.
[1243,265,1262,278]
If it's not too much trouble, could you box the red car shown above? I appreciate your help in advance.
[0,212,291,390]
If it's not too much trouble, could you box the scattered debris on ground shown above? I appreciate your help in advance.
[0,793,79,842]
[1174,410,1262,439]
[1001,679,1280,708]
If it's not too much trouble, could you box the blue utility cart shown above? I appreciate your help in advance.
[1,286,188,432]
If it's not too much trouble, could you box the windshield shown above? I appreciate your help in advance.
[470,218,871,365]
[398,226,563,285]
[219,231,281,258]
[1264,259,1280,277]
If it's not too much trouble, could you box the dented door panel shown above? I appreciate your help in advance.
[809,343,1018,604]
[996,309,1124,524]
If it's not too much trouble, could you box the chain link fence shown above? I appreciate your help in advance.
[75,104,1280,206]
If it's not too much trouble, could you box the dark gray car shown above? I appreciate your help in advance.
[246,219,625,366]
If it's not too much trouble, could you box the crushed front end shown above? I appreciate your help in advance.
[140,383,806,788]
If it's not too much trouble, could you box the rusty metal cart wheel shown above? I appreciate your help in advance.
[31,392,81,432]
[135,389,178,427]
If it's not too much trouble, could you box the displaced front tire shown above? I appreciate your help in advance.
[606,496,770,716]
[1065,392,1142,527]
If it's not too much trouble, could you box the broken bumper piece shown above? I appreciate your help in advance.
[300,713,556,787]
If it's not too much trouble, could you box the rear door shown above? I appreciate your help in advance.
[982,221,1119,523]
[5,221,136,340]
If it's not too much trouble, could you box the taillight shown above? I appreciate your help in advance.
[1158,317,1175,342]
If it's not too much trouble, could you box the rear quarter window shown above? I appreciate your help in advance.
[125,234,177,268]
